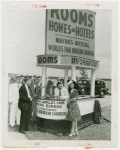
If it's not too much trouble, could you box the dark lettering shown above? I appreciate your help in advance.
[60,9,69,21]
[70,9,78,23]
[49,20,54,31]
[38,57,42,63]
[64,24,67,34]
[54,57,58,63]
[54,22,58,32]
[91,31,94,39]
[88,14,93,27]
[51,9,60,19]
[59,23,63,33]
[86,29,90,38]
[79,12,87,26]
[47,57,53,63]
[43,57,47,63]
[68,25,71,34]
[76,26,79,36]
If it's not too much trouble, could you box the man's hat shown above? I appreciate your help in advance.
[15,75,22,78]
[10,77,16,83]
[33,75,37,79]
[24,76,31,82]
[37,76,41,79]
[48,80,53,85]
[26,75,32,79]
[57,81,63,86]
[22,76,25,79]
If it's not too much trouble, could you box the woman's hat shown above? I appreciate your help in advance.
[67,80,74,86]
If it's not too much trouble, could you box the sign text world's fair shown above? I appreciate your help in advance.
[46,9,95,60]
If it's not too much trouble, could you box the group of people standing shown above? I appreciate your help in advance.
[8,75,83,136]
[8,75,41,133]
[8,74,102,136]
[8,74,101,137]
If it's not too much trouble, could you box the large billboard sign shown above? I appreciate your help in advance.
[45,9,96,60]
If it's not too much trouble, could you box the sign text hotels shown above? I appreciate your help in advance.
[46,9,95,60]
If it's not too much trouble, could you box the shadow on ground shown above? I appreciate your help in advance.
[8,106,111,140]
[25,107,111,140]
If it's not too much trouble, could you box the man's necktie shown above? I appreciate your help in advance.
[28,86,32,97]
[59,89,62,96]
[35,87,36,93]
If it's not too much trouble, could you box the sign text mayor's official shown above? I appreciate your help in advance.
[46,9,95,59]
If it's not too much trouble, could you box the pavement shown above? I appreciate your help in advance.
[8,95,111,140]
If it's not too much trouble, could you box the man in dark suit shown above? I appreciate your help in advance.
[30,77,41,122]
[18,77,32,134]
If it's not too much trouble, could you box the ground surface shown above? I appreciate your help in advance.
[8,95,111,140]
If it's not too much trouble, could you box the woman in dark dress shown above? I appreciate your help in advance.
[65,80,82,136]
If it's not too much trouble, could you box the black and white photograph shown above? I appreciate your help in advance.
[2,1,118,148]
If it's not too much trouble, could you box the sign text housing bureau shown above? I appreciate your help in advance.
[46,9,95,60]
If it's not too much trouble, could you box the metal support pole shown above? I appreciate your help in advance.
[65,69,68,89]
[41,66,47,97]
[90,69,95,97]
[71,66,76,81]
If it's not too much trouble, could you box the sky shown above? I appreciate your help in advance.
[2,8,111,78]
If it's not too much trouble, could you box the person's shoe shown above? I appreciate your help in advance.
[8,125,15,131]
[56,133,62,137]
[74,131,78,136]
[68,132,75,136]
[19,130,25,134]
[15,125,20,130]
[59,133,62,136]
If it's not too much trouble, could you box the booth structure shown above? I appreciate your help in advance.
[36,9,99,133]
[36,54,99,133]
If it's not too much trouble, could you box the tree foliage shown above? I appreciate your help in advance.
[79,69,88,79]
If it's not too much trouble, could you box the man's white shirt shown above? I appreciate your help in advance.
[18,83,22,89]
[54,87,69,99]
[34,84,36,89]
[25,84,32,100]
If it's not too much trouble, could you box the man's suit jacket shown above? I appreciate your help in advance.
[18,84,31,111]
[30,82,41,97]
